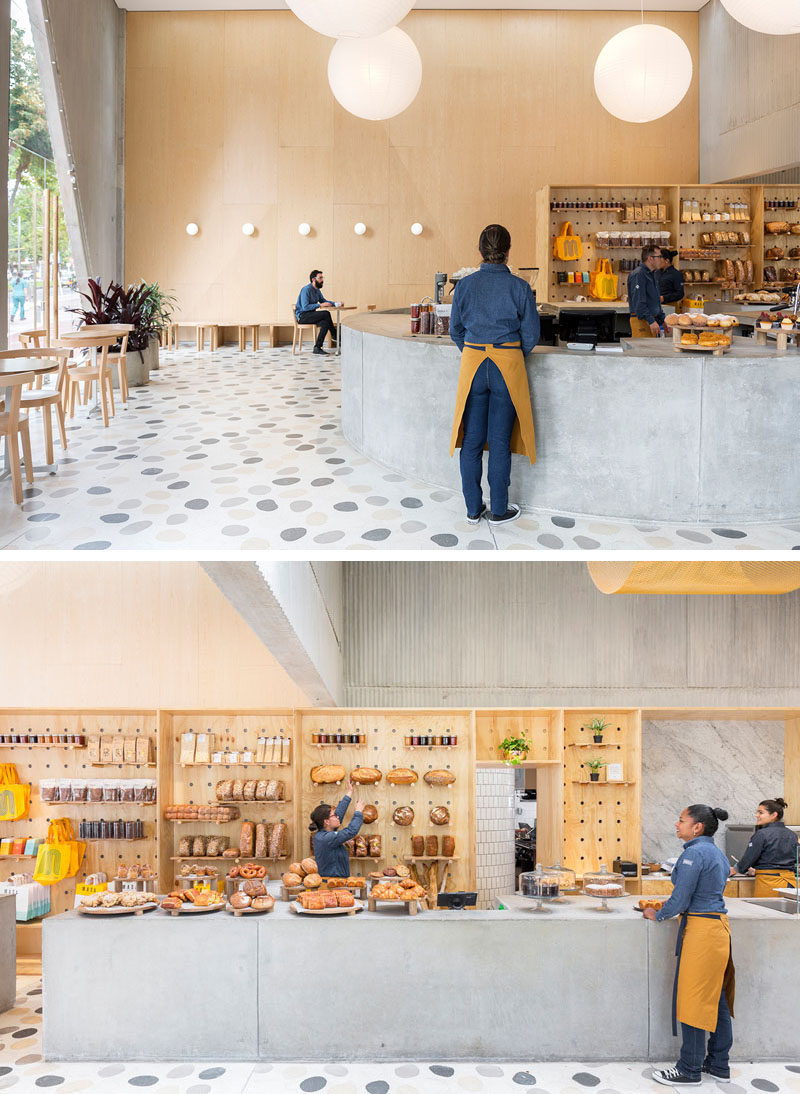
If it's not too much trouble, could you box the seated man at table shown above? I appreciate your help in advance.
[295,270,342,356]
[627,245,665,337]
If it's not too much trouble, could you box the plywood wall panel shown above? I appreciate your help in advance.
[125,9,699,319]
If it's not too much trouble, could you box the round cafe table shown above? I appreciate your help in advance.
[0,358,59,480]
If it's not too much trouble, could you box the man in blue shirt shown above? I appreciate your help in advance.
[627,246,665,337]
[309,783,364,878]
[295,270,341,355]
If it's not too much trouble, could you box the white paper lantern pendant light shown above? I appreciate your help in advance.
[328,27,422,121]
[287,0,415,40]
[594,4,693,124]
[720,0,800,36]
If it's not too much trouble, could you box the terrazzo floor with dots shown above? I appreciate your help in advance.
[0,344,798,552]
[3,977,800,1093]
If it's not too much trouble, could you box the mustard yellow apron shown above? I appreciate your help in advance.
[449,342,536,464]
[753,869,798,898]
[673,912,735,1034]
[629,317,656,338]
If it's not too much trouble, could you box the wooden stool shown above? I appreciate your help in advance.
[0,371,35,504]
[237,324,261,352]
[197,323,220,351]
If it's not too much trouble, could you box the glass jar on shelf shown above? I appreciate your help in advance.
[582,864,626,911]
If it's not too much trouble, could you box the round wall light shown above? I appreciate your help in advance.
[594,24,693,124]
[328,28,422,121]
[411,222,423,236]
[354,222,367,236]
[298,222,312,237]
[720,0,800,34]
[287,0,414,39]
[185,222,199,236]
[242,222,255,236]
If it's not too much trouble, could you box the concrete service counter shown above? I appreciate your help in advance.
[341,311,800,523]
[0,894,15,1014]
[43,892,800,1062]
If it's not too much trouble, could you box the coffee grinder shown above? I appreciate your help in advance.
[434,272,447,305]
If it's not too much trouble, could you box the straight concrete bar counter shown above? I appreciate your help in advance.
[43,893,799,1062]
[0,894,15,1014]
[341,312,800,523]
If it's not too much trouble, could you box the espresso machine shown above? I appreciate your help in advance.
[434,272,447,305]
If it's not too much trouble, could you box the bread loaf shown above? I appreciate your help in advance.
[424,769,456,786]
[216,779,233,801]
[351,766,382,784]
[303,872,322,889]
[310,764,346,785]
[282,871,302,888]
[301,857,317,875]
[368,835,382,857]
[232,779,244,800]
[269,821,287,859]
[251,895,274,912]
[361,804,378,823]
[239,821,255,857]
[192,835,207,857]
[354,835,368,857]
[411,835,424,856]
[386,768,418,785]
[243,780,256,801]
[393,806,414,826]
[178,835,192,857]
[426,835,439,856]
[265,779,283,801]
[430,806,450,826]
[336,890,355,908]
[254,823,268,858]
[230,890,251,909]
[442,836,455,857]
[255,779,268,801]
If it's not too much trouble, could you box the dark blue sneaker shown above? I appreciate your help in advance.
[466,504,486,524]
[702,1064,730,1083]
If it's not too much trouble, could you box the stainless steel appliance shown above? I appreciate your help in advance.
[434,272,447,305]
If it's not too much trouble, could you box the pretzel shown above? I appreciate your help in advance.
[240,863,258,879]
[228,865,240,879]
[255,865,267,878]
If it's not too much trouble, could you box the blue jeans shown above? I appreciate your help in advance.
[677,989,732,1079]
[459,357,517,516]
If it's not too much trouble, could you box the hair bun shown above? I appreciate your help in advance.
[776,797,788,809]
[713,807,729,822]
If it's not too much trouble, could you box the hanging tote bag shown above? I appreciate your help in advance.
[553,222,583,261]
[589,259,619,302]
[0,764,30,821]
[34,819,84,885]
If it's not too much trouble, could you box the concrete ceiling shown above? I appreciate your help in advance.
[116,2,708,12]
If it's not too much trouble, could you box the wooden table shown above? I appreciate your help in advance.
[0,358,58,480]
[332,306,357,356]
[58,325,134,417]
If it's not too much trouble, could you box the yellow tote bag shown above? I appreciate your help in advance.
[0,763,30,821]
[589,259,619,302]
[553,222,583,261]
[34,819,84,886]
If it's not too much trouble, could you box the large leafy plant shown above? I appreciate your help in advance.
[71,278,175,352]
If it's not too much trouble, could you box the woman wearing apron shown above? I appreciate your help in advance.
[733,797,798,897]
[643,804,735,1087]
[449,224,539,525]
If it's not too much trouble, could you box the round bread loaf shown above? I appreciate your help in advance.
[289,861,305,876]
[230,891,251,909]
[386,768,418,785]
[242,878,267,897]
[361,804,378,823]
[303,872,323,889]
[423,769,456,786]
[383,867,398,877]
[395,865,410,878]
[351,766,382,784]
[282,872,302,888]
[301,857,318,875]
[430,806,450,825]
[251,895,274,912]
[393,806,415,826]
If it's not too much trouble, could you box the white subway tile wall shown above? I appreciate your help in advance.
[475,768,516,908]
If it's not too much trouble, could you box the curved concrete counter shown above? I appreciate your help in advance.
[341,311,800,523]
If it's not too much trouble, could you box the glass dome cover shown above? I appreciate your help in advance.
[582,864,626,899]
[545,862,578,893]
[520,864,562,900]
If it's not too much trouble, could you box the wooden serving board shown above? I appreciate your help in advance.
[367,896,420,915]
[225,901,274,916]
[78,902,158,916]
[289,899,363,916]
[162,901,226,916]
[673,342,731,356]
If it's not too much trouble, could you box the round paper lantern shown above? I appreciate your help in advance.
[720,0,800,35]
[185,222,199,236]
[410,222,423,236]
[298,222,311,236]
[328,28,422,121]
[287,0,415,39]
[242,222,255,236]
[594,24,693,124]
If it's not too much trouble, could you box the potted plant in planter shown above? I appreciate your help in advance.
[498,735,532,766]
[584,758,607,782]
[583,717,610,744]
[70,278,175,387]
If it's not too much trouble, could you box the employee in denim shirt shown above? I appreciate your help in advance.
[646,804,736,1088]
[449,224,539,526]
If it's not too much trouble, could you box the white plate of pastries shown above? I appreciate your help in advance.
[665,313,737,330]
[78,891,158,915]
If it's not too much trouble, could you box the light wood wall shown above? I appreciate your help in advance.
[124,10,699,321]
[0,563,310,710]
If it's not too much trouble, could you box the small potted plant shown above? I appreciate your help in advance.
[498,735,532,766]
[584,758,607,782]
[583,717,610,744]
